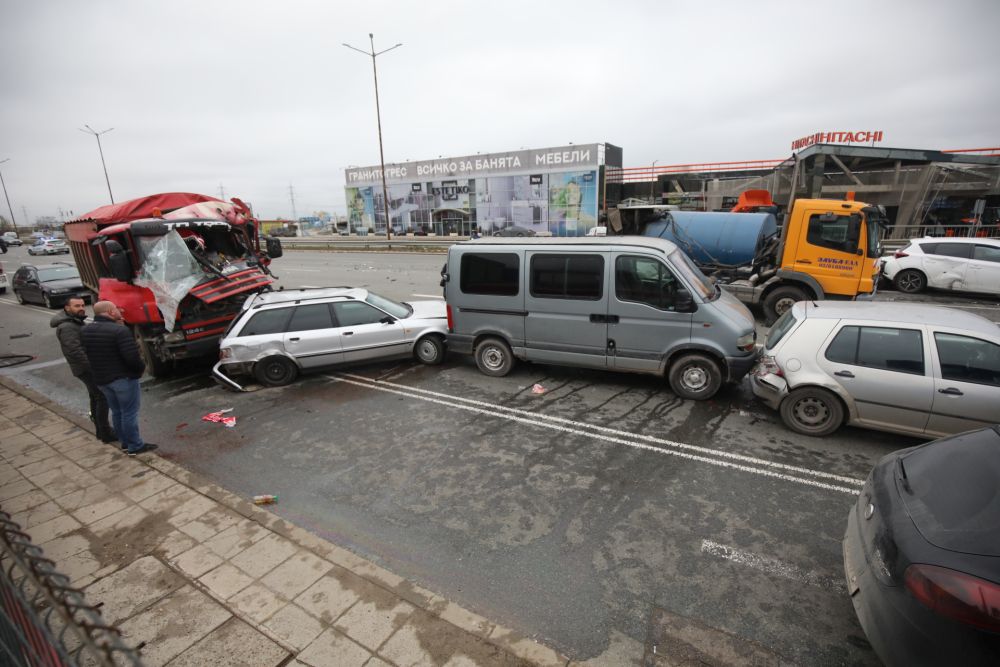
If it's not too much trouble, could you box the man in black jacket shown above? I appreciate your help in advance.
[81,301,154,456]
[51,297,115,443]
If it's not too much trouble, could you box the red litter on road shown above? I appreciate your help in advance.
[202,409,237,428]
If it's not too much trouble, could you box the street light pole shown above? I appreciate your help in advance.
[650,160,659,203]
[344,34,402,240]
[0,158,18,235]
[79,125,115,204]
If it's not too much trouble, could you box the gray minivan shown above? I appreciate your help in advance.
[442,237,758,400]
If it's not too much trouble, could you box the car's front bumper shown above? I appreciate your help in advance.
[749,371,788,410]
[212,361,249,392]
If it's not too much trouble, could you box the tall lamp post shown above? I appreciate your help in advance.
[649,160,659,203]
[344,34,402,240]
[0,158,18,234]
[79,125,115,204]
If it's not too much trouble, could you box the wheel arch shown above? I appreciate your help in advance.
[661,344,726,377]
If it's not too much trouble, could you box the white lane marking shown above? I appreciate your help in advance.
[0,298,57,316]
[338,372,863,489]
[280,268,321,272]
[298,285,322,288]
[0,358,66,373]
[411,293,444,299]
[701,539,846,593]
[330,374,861,495]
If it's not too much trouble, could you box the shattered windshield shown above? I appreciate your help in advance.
[134,230,204,332]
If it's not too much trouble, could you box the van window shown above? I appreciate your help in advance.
[806,213,859,253]
[460,253,519,296]
[240,308,291,336]
[827,326,924,374]
[615,256,679,310]
[934,333,1000,387]
[332,301,385,327]
[530,254,603,300]
[287,304,334,332]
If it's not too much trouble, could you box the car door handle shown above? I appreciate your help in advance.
[834,370,855,378]
[289,337,300,342]
[938,387,963,396]
[343,331,354,336]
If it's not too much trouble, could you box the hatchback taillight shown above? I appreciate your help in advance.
[446,304,454,333]
[904,564,1000,633]
[755,355,783,377]
[893,250,909,258]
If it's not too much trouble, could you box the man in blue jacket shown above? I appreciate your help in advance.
[81,301,155,456]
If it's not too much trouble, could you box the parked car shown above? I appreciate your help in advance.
[881,237,1000,295]
[494,225,536,237]
[2,232,22,246]
[442,237,758,400]
[751,301,1000,438]
[213,287,448,390]
[843,425,1000,666]
[27,239,71,255]
[11,263,91,308]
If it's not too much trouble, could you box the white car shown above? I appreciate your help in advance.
[213,287,449,390]
[881,237,1000,295]
[751,301,1000,438]
[27,239,71,255]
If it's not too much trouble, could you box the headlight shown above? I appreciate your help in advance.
[736,331,756,352]
[162,331,185,343]
[219,348,232,360]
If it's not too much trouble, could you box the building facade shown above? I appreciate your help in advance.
[344,143,619,236]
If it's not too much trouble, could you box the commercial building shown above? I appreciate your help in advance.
[344,143,621,236]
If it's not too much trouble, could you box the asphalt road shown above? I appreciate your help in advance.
[3,245,999,664]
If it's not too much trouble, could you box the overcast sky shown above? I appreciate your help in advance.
[1,0,997,222]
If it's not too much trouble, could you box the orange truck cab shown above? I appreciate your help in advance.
[65,193,283,376]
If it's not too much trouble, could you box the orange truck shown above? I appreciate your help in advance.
[65,192,282,376]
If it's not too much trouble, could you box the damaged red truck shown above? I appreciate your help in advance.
[65,192,283,376]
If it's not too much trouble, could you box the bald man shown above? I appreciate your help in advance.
[81,301,155,456]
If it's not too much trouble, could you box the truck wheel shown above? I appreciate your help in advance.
[475,337,514,377]
[763,286,808,325]
[254,355,298,387]
[668,353,722,400]
[414,334,445,365]
[133,326,171,378]
[893,269,926,294]
[779,387,844,437]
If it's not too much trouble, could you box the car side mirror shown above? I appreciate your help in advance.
[265,236,283,258]
[109,250,132,283]
[380,315,396,325]
[674,287,697,313]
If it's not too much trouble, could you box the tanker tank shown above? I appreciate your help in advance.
[643,211,778,268]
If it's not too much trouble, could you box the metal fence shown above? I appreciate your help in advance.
[0,510,143,667]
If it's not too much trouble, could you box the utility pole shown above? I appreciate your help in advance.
[650,160,659,203]
[0,158,18,235]
[79,125,115,203]
[344,34,402,240]
[219,183,226,201]
[288,184,298,222]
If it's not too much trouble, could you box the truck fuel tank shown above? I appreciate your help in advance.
[643,211,778,268]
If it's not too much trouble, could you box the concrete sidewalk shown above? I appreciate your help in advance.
[0,378,570,667]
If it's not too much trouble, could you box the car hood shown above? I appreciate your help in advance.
[41,278,84,290]
[407,299,447,319]
[713,288,756,332]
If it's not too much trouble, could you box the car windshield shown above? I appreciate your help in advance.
[766,308,798,350]
[37,267,79,282]
[365,292,410,318]
[668,250,716,300]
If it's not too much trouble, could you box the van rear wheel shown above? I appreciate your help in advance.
[668,353,722,400]
[475,337,514,377]
[254,355,298,387]
[780,387,844,437]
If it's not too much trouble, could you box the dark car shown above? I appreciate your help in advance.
[844,426,1000,666]
[11,263,92,308]
[494,225,536,237]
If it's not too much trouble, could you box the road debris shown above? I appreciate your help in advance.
[202,408,237,428]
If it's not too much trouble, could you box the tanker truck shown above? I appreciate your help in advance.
[615,195,887,323]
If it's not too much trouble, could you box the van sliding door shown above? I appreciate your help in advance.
[524,252,609,369]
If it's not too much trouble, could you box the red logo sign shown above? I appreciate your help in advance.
[791,131,884,151]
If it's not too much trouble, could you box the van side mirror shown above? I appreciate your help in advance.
[674,287,696,313]
[265,236,283,258]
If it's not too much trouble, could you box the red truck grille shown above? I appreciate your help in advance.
[189,268,272,304]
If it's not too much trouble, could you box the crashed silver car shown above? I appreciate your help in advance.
[213,287,448,390]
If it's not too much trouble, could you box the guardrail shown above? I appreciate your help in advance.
[0,509,143,667]
[280,236,462,252]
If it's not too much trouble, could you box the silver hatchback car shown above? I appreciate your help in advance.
[751,301,1000,438]
[213,287,448,390]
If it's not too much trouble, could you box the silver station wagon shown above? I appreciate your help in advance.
[751,301,1000,438]
[213,287,448,390]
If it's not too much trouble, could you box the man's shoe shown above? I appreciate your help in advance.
[127,443,158,457]
[100,431,119,444]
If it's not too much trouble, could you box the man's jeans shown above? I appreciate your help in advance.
[78,372,113,441]
[99,378,144,453]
